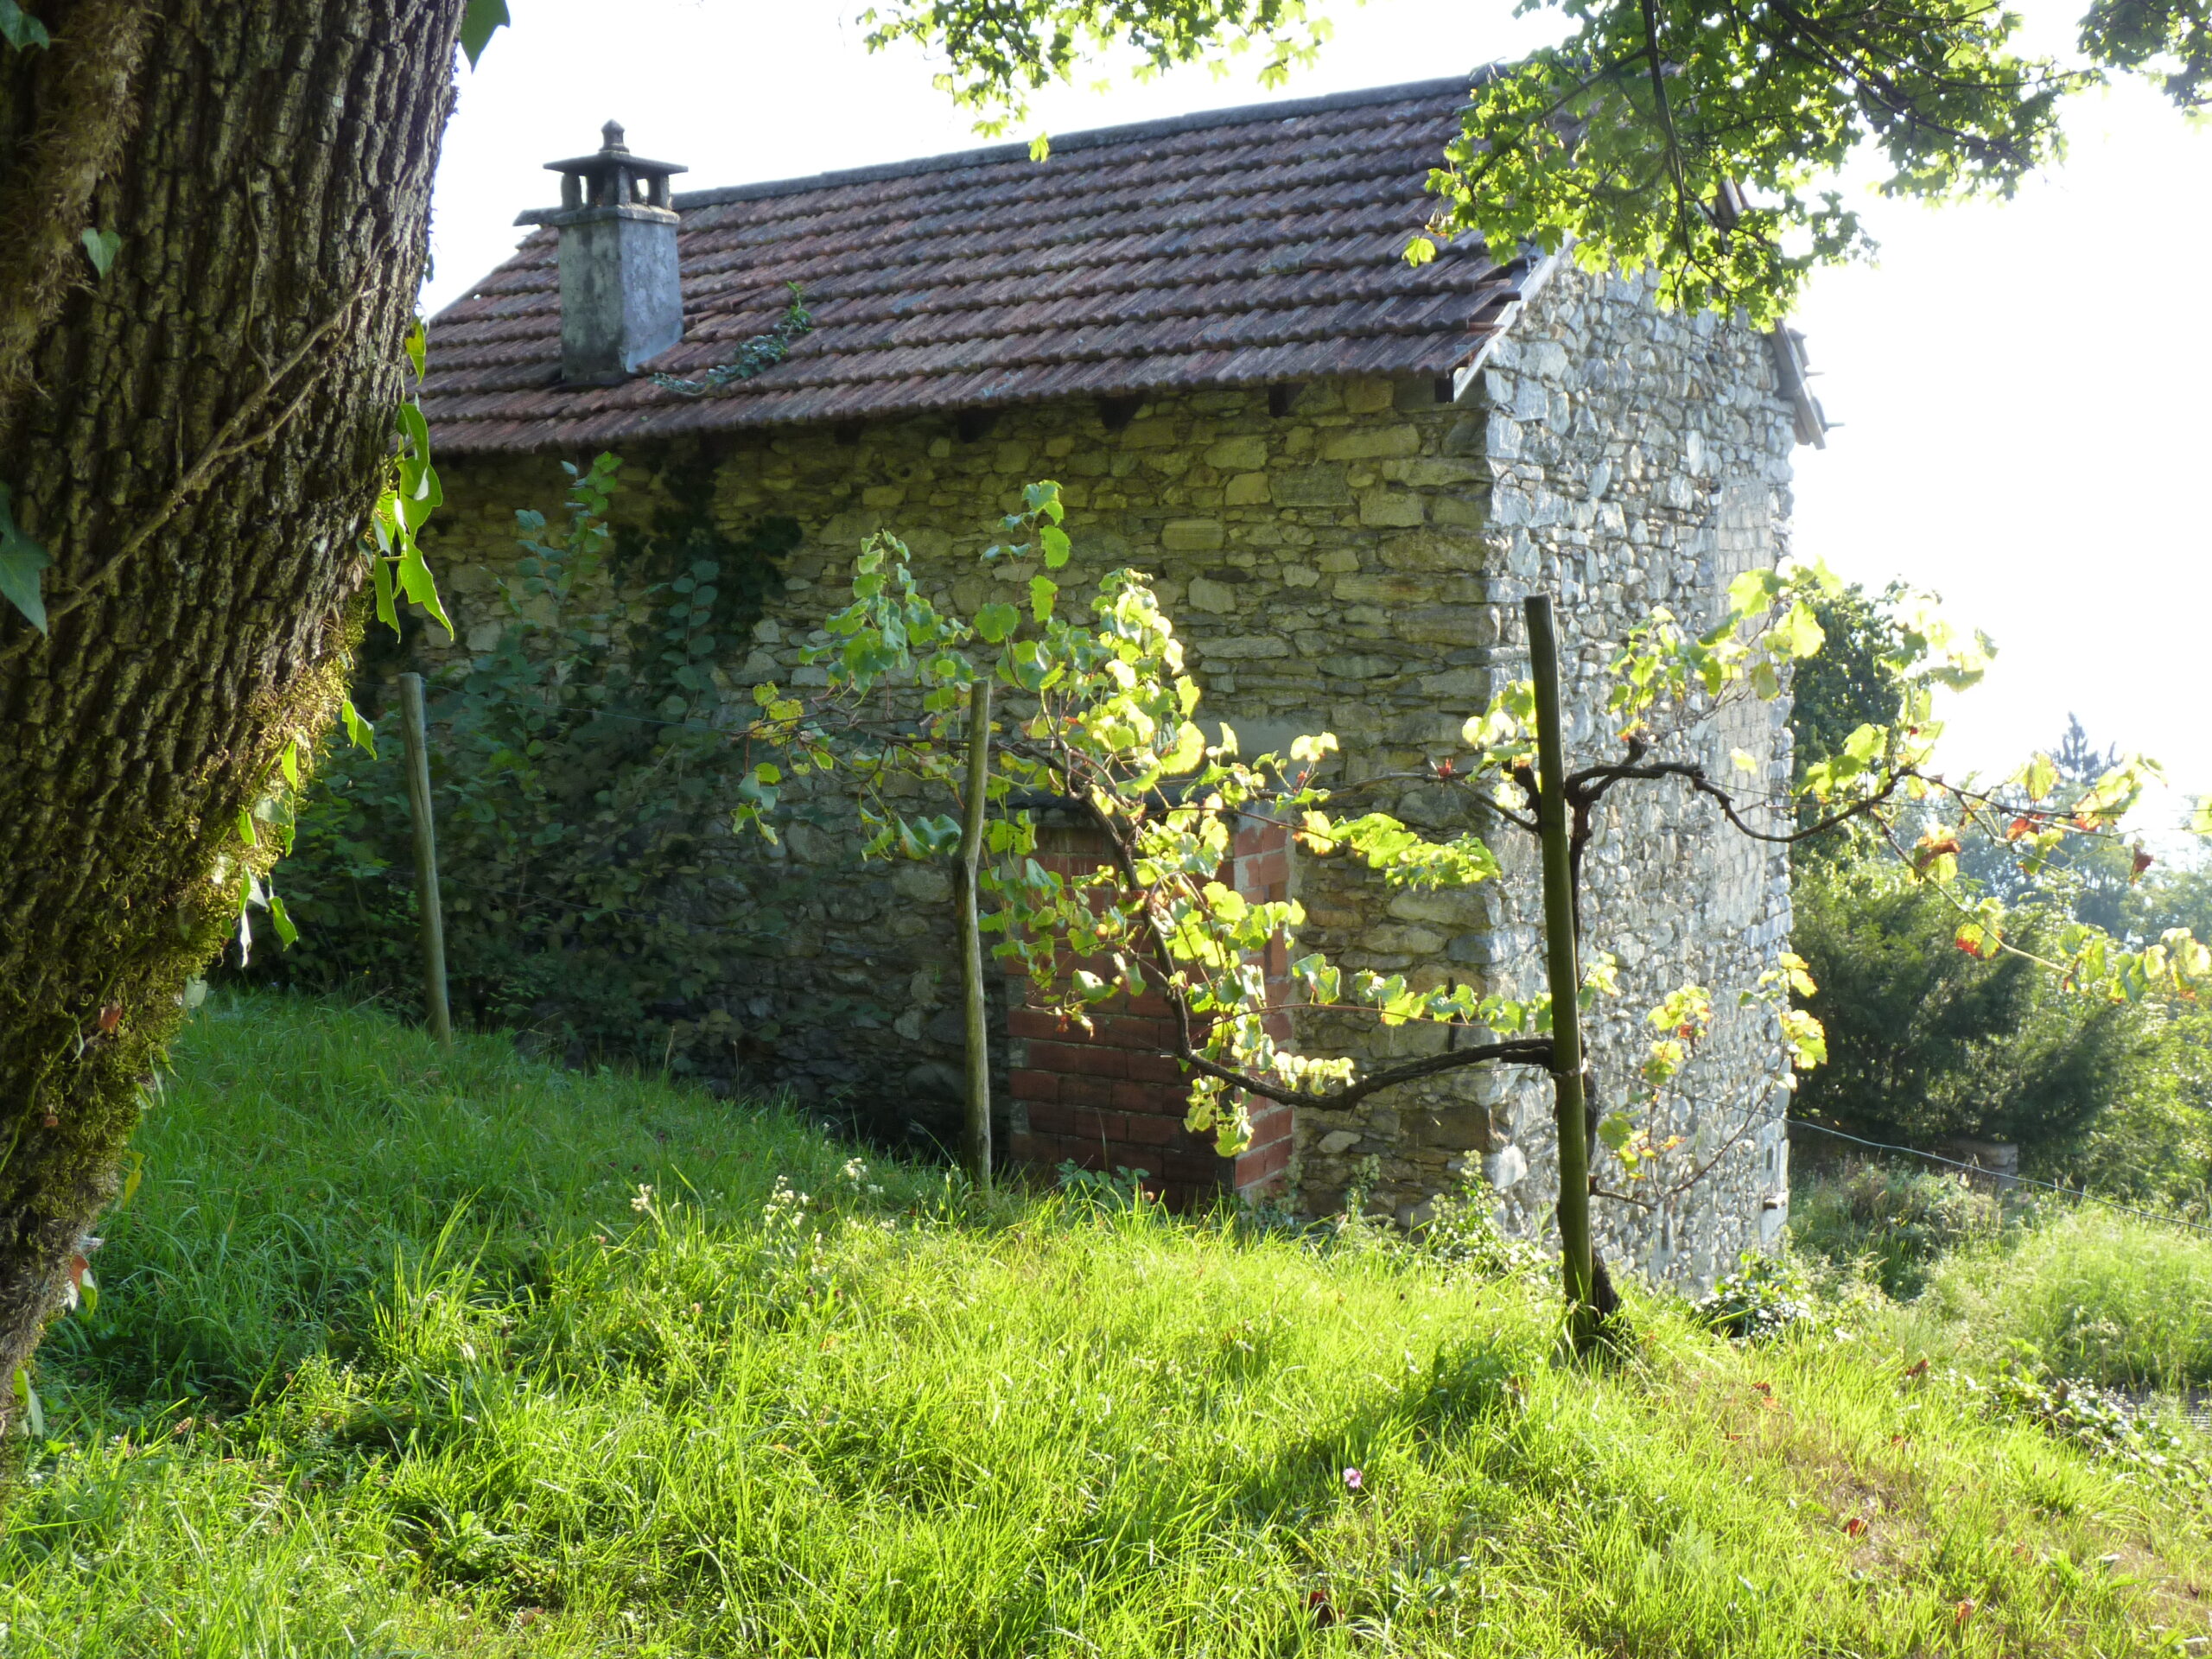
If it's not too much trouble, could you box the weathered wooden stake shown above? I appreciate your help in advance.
[957,676,994,1185]
[1525,595,1599,1351]
[397,672,452,1044]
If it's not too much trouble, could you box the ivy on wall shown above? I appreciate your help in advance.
[242,454,810,1078]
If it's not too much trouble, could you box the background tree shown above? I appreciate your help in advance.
[1792,861,2164,1153]
[1789,589,2209,1198]
[1953,713,2140,931]
[1788,580,1910,857]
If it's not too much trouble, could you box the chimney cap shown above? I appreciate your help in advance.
[541,120,687,181]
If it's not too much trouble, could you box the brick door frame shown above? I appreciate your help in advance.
[1003,811,1294,1207]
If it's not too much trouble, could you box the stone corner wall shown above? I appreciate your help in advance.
[1281,262,1801,1288]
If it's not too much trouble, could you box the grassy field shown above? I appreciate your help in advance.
[3,993,2209,1656]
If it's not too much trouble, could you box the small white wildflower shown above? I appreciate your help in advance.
[631,1184,656,1214]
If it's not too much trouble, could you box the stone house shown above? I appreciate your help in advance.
[418,77,1822,1283]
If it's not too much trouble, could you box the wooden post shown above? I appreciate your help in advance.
[397,673,451,1044]
[1524,595,1599,1350]
[957,677,994,1186]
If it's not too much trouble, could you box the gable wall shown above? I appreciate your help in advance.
[416,263,1798,1285]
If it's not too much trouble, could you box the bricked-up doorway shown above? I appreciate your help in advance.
[1005,813,1295,1208]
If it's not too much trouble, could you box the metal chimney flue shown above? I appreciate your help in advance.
[518,122,687,385]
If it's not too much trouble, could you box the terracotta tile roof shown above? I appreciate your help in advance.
[423,77,1527,454]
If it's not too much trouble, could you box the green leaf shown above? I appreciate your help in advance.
[372,550,398,633]
[1039,524,1071,569]
[79,227,120,277]
[1728,569,1783,616]
[1028,575,1057,623]
[1780,601,1826,659]
[340,697,377,759]
[280,740,302,790]
[0,0,48,50]
[11,1365,41,1440]
[396,398,431,464]
[974,602,1020,644]
[236,808,257,848]
[458,0,508,67]
[1597,1113,1636,1153]
[268,890,298,949]
[396,540,453,636]
[404,317,428,382]
[0,482,49,633]
[118,1149,144,1210]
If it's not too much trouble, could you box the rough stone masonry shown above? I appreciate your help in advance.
[418,251,1802,1288]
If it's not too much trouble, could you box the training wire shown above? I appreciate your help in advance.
[1787,1117,2212,1239]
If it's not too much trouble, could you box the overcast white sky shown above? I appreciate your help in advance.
[422,0,2212,823]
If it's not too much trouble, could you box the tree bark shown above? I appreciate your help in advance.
[0,0,463,1422]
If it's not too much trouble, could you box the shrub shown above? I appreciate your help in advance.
[1789,1160,2003,1297]
[1792,861,2164,1156]
[1054,1160,1160,1214]
[1406,1174,1548,1281]
[239,456,807,1077]
[1694,1250,1827,1340]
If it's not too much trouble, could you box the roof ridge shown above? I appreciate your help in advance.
[671,74,1480,212]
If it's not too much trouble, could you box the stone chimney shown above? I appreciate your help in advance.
[517,122,687,385]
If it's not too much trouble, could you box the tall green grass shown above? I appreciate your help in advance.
[1789,1160,2212,1393]
[4,993,2208,1656]
[1915,1208,2212,1392]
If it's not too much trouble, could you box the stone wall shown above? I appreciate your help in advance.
[1309,262,1805,1287]
[416,261,1799,1284]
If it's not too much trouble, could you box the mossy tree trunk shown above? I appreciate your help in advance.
[0,0,463,1420]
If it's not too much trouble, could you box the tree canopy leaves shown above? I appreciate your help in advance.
[866,0,2204,321]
